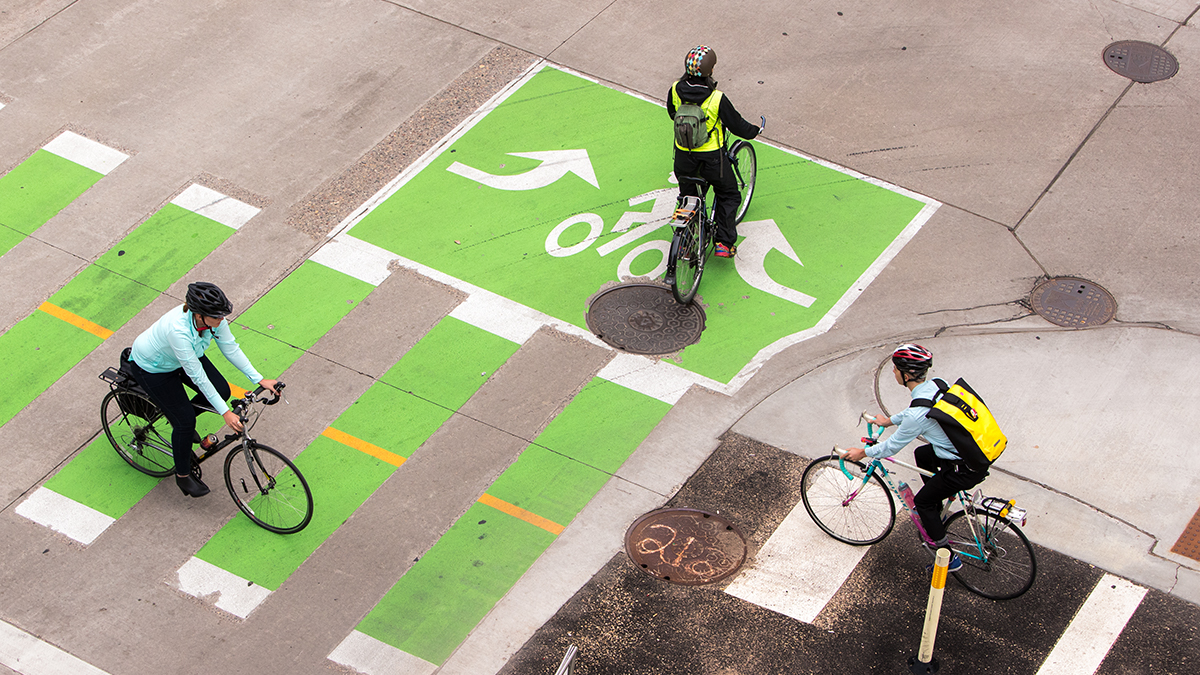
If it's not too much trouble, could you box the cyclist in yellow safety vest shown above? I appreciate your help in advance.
[667,45,764,258]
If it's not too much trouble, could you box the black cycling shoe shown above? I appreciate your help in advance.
[176,474,210,498]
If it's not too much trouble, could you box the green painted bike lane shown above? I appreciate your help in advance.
[15,257,364,545]
[175,315,520,617]
[334,377,670,669]
[344,65,936,388]
[0,131,129,258]
[0,190,258,429]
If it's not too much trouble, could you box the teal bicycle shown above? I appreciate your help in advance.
[800,413,1036,600]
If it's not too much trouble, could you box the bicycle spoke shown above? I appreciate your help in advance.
[945,510,1036,599]
[224,443,313,534]
[801,457,895,545]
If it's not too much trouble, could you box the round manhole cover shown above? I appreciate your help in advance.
[624,508,747,585]
[585,283,705,355]
[1029,277,1116,327]
[1103,41,1178,83]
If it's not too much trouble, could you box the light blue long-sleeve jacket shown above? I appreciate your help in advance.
[866,379,959,461]
[130,305,262,415]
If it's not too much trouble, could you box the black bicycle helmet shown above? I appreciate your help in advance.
[186,281,233,318]
[891,343,933,377]
[685,45,717,78]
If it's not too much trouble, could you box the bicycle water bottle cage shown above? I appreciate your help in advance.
[670,196,702,228]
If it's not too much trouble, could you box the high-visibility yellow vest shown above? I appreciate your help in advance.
[671,83,725,152]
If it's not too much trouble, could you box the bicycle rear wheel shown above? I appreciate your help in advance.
[102,389,174,477]
[944,510,1036,600]
[668,215,706,304]
[224,442,313,534]
[730,141,756,225]
[801,456,896,545]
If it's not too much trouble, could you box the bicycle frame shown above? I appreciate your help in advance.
[833,413,1026,562]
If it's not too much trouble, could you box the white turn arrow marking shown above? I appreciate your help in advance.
[446,150,600,190]
[734,219,816,308]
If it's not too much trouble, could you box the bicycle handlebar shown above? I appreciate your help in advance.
[251,381,285,405]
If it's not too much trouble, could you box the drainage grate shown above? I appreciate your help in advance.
[1029,277,1116,327]
[585,283,705,355]
[624,508,747,585]
[1103,41,1179,83]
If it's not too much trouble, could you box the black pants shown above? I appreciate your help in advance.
[130,357,230,476]
[674,148,741,247]
[914,444,988,542]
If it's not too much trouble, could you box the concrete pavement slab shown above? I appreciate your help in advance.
[0,1,73,50]
[0,0,500,221]
[308,266,465,378]
[0,236,86,333]
[1017,22,1200,333]
[554,0,1175,226]
[393,0,613,57]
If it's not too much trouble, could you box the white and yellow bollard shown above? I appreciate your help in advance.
[908,548,950,673]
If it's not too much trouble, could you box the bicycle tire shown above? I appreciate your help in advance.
[669,214,706,304]
[944,509,1036,600]
[102,389,174,477]
[730,141,756,225]
[801,456,896,545]
[223,442,313,534]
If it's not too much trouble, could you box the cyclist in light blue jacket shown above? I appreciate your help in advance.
[130,282,278,498]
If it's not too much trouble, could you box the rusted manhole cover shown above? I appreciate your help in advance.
[1029,277,1116,327]
[1103,41,1178,83]
[624,508,747,585]
[585,283,705,355]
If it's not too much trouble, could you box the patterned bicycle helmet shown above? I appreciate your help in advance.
[685,45,717,77]
[186,281,233,318]
[891,343,933,376]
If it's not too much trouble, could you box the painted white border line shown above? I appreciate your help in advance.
[0,618,112,675]
[1035,574,1146,675]
[310,233,715,405]
[328,630,438,675]
[317,61,941,400]
[41,130,128,176]
[173,556,271,619]
[14,487,114,545]
[171,184,260,230]
[724,482,869,623]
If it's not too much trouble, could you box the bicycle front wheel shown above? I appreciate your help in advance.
[944,510,1036,600]
[224,443,313,534]
[801,456,896,545]
[102,389,175,477]
[669,216,706,304]
[730,141,756,224]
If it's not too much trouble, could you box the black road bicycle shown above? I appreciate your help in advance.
[665,137,757,305]
[99,355,313,534]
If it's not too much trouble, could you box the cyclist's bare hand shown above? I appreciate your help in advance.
[258,379,281,400]
[870,414,891,427]
[844,447,868,462]
[223,410,244,433]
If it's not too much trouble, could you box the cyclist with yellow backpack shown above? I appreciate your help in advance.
[844,344,999,571]
[667,45,763,259]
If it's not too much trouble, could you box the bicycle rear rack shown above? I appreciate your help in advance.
[978,496,1027,526]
